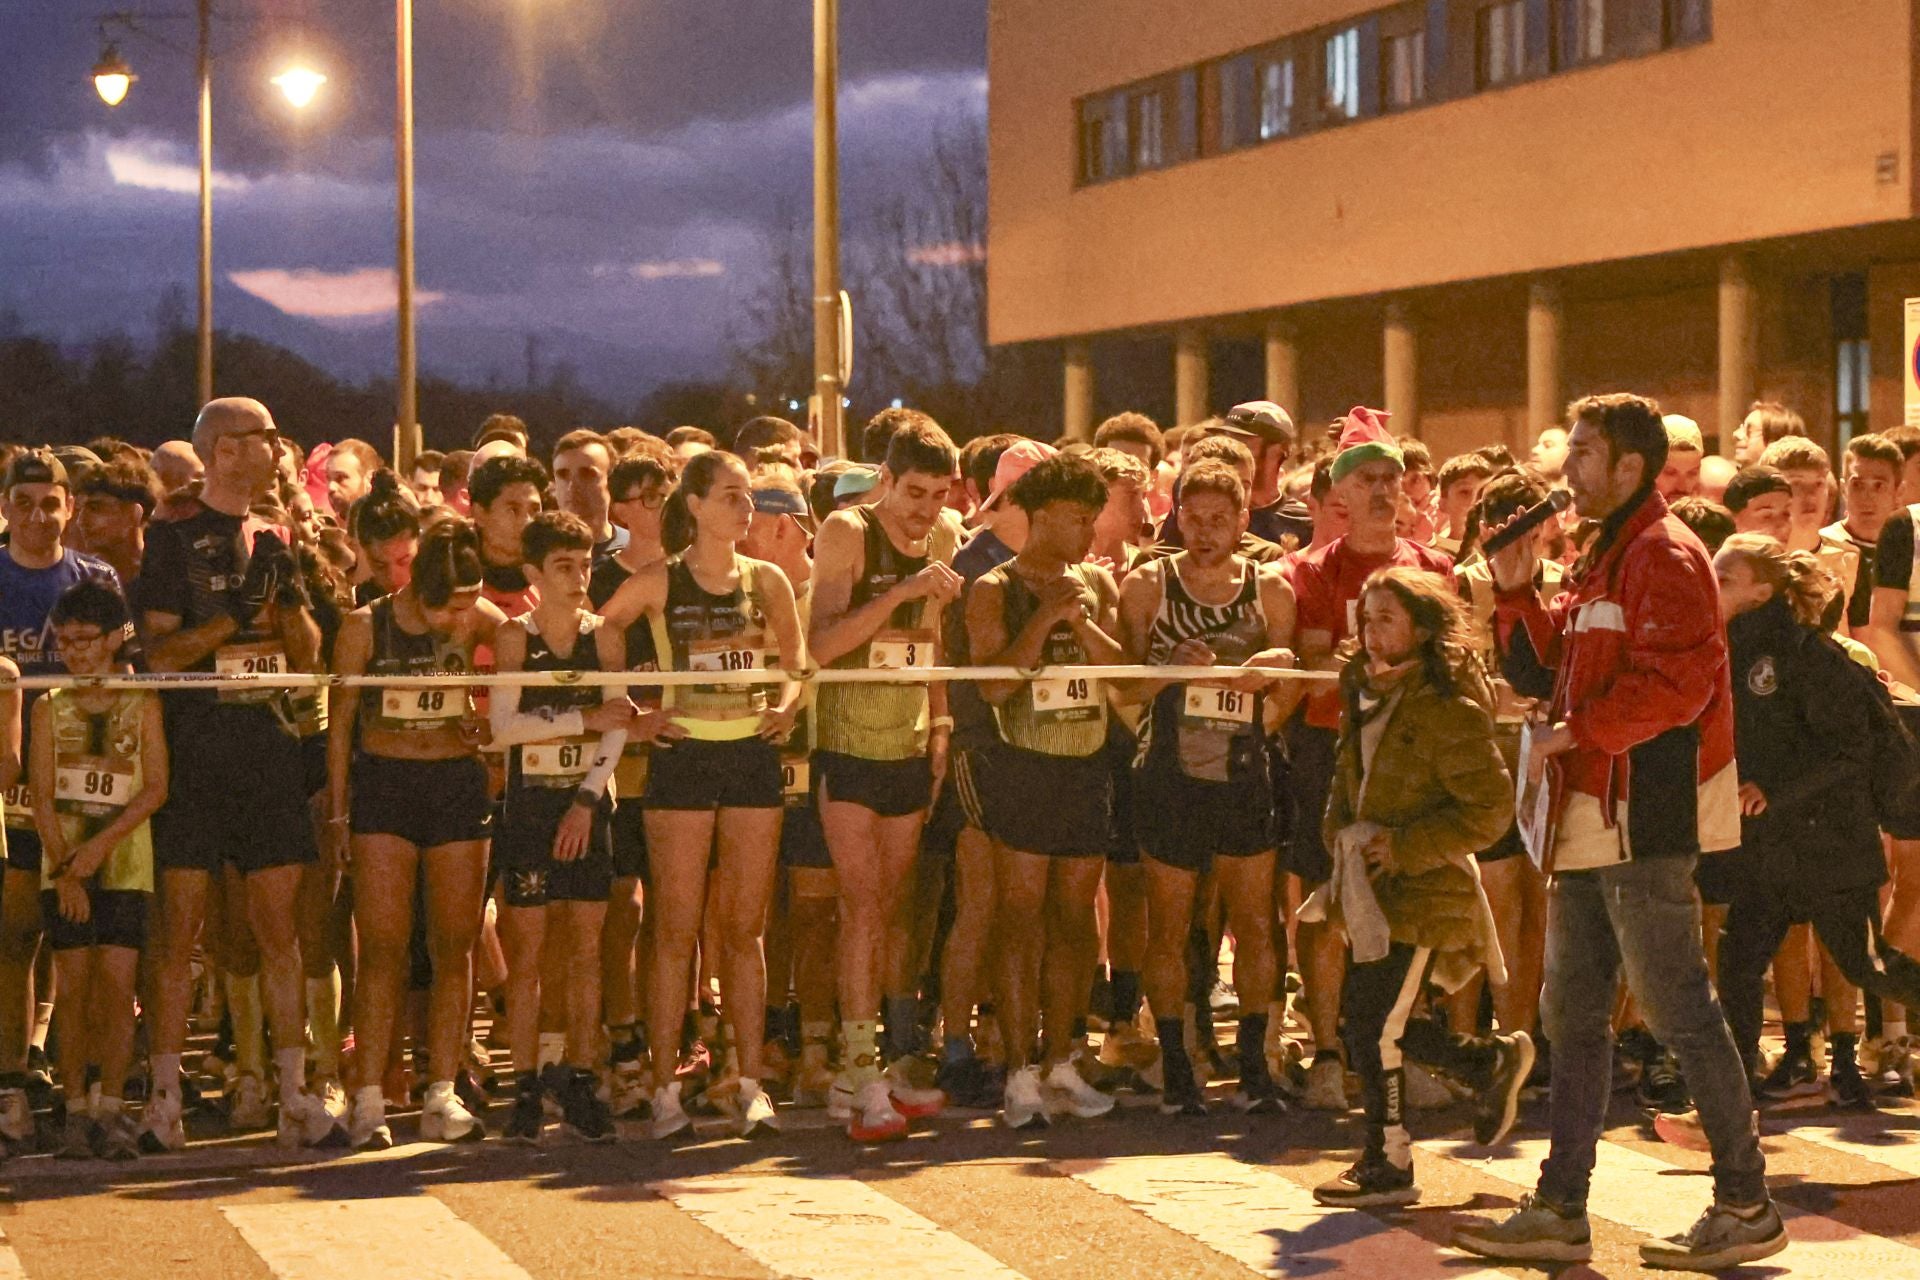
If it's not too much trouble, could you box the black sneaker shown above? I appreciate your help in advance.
[935,1055,1002,1111]
[561,1070,615,1142]
[1637,1048,1691,1115]
[1313,1156,1419,1208]
[1827,1035,1874,1110]
[1474,1031,1536,1146]
[1758,1045,1822,1101]
[503,1087,544,1145]
[1159,1054,1208,1117]
[1639,1199,1788,1271]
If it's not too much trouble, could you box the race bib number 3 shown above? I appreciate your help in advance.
[54,756,133,817]
[215,641,288,705]
[1183,686,1255,730]
[521,738,593,787]
[869,629,935,671]
[1033,675,1100,723]
[381,687,462,727]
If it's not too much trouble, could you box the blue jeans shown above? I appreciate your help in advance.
[1537,856,1767,1209]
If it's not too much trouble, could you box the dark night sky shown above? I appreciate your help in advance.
[0,0,988,402]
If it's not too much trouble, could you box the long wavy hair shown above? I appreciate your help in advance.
[1341,566,1477,701]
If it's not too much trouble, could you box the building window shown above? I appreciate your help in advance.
[1323,26,1361,120]
[1078,92,1129,184]
[1666,0,1712,45]
[1561,0,1605,64]
[1477,0,1527,88]
[1384,31,1426,110]
[1260,56,1296,138]
[1217,55,1255,150]
[1834,273,1870,447]
[1133,89,1165,170]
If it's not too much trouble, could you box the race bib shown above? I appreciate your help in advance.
[54,755,133,818]
[520,737,595,788]
[1182,685,1255,731]
[689,640,778,675]
[215,641,288,705]
[1032,675,1100,724]
[1,783,32,831]
[869,629,936,671]
[781,755,811,803]
[381,687,464,728]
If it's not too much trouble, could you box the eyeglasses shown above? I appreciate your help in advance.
[615,489,666,509]
[53,629,110,650]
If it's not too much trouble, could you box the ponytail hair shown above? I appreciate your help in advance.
[660,449,748,555]
[1717,532,1835,628]
[348,468,420,550]
[412,515,485,608]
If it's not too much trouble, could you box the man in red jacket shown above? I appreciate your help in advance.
[1454,395,1784,1272]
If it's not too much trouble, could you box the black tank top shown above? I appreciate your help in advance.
[508,614,604,792]
[361,596,468,732]
[662,555,770,719]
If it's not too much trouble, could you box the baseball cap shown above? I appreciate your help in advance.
[979,438,1058,512]
[833,465,882,501]
[3,449,69,493]
[51,445,103,475]
[1220,400,1296,445]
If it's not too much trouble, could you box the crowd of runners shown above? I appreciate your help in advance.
[6,390,1920,1269]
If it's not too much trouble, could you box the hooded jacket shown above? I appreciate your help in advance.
[1493,489,1739,860]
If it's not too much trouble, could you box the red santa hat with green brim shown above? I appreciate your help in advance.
[1328,406,1403,486]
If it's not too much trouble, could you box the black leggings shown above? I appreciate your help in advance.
[1342,942,1499,1159]
[1720,885,1920,1072]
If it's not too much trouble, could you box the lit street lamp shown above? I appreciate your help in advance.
[91,5,324,406]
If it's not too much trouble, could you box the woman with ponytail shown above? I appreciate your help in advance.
[1705,533,1920,1114]
[346,469,422,605]
[328,516,505,1150]
[598,448,806,1140]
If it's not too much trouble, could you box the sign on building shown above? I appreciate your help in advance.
[1906,298,1920,426]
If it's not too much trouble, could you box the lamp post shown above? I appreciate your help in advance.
[394,0,418,474]
[92,4,324,407]
[812,0,847,459]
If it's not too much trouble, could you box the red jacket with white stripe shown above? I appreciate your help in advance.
[1493,489,1739,859]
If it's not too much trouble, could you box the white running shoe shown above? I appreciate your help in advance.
[0,1088,33,1144]
[883,1059,945,1119]
[651,1082,692,1142]
[139,1088,186,1154]
[420,1079,485,1142]
[315,1077,349,1122]
[737,1081,780,1138]
[348,1085,393,1151]
[1045,1059,1115,1119]
[277,1091,344,1149]
[849,1078,907,1142]
[1001,1065,1049,1130]
[826,1070,857,1123]
[227,1072,272,1131]
[1301,1056,1351,1112]
[609,1058,649,1119]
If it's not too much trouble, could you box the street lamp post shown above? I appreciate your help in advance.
[812,0,846,459]
[394,0,418,474]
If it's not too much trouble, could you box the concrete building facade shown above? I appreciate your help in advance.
[987,0,1920,458]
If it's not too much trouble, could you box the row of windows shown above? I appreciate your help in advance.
[1077,0,1713,185]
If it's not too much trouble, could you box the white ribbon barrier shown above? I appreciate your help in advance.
[1,664,1340,694]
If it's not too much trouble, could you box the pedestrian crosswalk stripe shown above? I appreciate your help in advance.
[1773,1115,1920,1178]
[649,1172,1032,1280]
[1420,1135,1920,1275]
[0,1225,27,1280]
[220,1197,535,1280]
[1054,1153,1510,1280]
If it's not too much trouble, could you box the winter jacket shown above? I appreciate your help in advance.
[1725,596,1886,897]
[1494,490,1739,860]
[1323,653,1514,956]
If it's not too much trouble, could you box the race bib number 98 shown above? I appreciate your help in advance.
[54,756,133,818]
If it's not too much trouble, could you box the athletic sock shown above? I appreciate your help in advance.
[1237,1012,1271,1075]
[305,971,342,1079]
[882,995,918,1060]
[152,1052,182,1098]
[1156,1016,1193,1076]
[274,1046,307,1106]
[1110,970,1143,1025]
[841,1019,881,1084]
[226,973,266,1078]
[537,1031,566,1070]
[1783,1020,1813,1058]
[30,1002,52,1051]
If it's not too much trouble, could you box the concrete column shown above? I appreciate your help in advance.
[1718,254,1759,459]
[1383,301,1419,436]
[1174,325,1210,427]
[1263,317,1299,416]
[1527,281,1565,452]
[1063,339,1094,442]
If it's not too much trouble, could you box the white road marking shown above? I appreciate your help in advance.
[1056,1153,1509,1280]
[220,1196,535,1280]
[0,1225,27,1280]
[1772,1114,1920,1178]
[650,1172,1030,1280]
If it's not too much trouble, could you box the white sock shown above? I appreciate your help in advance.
[537,1032,566,1069]
[152,1052,182,1097]
[1885,1018,1909,1043]
[275,1046,307,1105]
[30,1002,52,1050]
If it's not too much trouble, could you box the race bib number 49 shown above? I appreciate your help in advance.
[1183,686,1254,730]
[1033,675,1100,723]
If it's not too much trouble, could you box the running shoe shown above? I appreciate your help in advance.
[883,1059,945,1119]
[97,1108,140,1162]
[790,1046,837,1110]
[848,1078,908,1143]
[420,1080,486,1143]
[278,1091,347,1149]
[314,1077,349,1123]
[1208,979,1237,1012]
[1639,1199,1788,1271]
[1001,1065,1049,1130]
[0,1087,33,1144]
[56,1110,96,1160]
[561,1069,615,1143]
[348,1086,393,1152]
[609,1056,650,1120]
[26,1045,53,1092]
[1636,1048,1692,1115]
[503,1087,545,1145]
[935,1053,1003,1111]
[1757,1044,1822,1101]
[537,1061,570,1120]
[1473,1031,1535,1147]
[1453,1194,1593,1264]
[1406,1063,1460,1111]
[226,1072,272,1132]
[1158,1054,1208,1117]
[1652,1107,1711,1153]
[1045,1058,1115,1119]
[1300,1055,1350,1112]
[1314,1156,1419,1208]
[651,1082,692,1142]
[1867,1034,1915,1097]
[736,1080,780,1138]
[1827,1034,1875,1110]
[139,1089,186,1154]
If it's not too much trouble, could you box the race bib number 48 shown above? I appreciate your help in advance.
[1183,686,1254,730]
[381,687,462,727]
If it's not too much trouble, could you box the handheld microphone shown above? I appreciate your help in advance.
[1480,488,1572,558]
